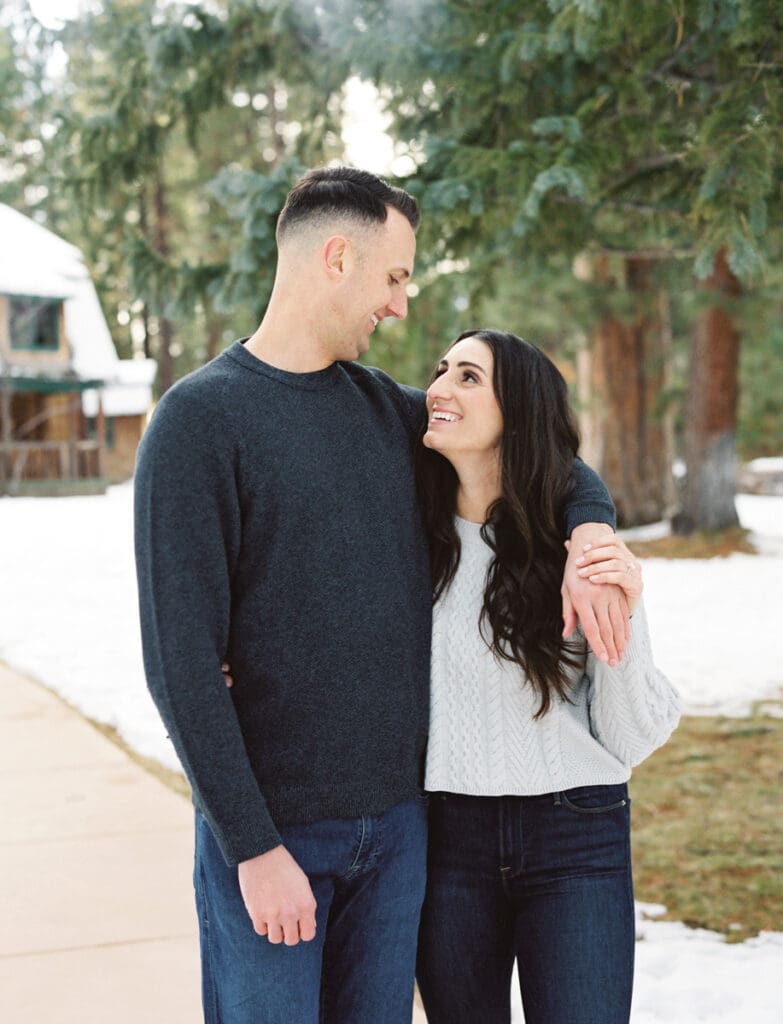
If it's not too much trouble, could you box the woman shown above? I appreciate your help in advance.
[414,329,680,1024]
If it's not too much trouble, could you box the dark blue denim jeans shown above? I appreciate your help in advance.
[194,796,428,1024]
[417,786,635,1024]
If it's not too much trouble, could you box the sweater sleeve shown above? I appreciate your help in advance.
[133,385,281,865]
[585,601,681,767]
[565,457,617,535]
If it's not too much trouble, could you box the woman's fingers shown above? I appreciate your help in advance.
[577,557,638,579]
[587,569,641,586]
[608,592,631,653]
[575,541,634,565]
[574,543,643,617]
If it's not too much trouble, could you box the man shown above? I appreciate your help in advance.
[134,167,622,1024]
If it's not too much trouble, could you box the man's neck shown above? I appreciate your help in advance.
[244,317,333,373]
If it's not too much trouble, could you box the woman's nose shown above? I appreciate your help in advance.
[427,377,452,401]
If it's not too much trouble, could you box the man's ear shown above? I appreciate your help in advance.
[322,235,350,279]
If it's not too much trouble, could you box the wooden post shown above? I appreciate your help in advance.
[0,377,11,490]
[96,390,106,479]
[69,394,81,478]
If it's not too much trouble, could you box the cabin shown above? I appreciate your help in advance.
[0,204,156,496]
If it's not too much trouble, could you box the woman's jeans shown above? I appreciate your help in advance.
[194,796,428,1024]
[417,786,635,1024]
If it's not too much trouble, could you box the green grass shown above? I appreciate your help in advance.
[630,705,783,942]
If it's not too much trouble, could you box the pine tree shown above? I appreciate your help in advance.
[338,0,782,526]
[48,0,349,391]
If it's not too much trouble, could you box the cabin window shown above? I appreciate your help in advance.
[86,415,115,449]
[8,296,61,352]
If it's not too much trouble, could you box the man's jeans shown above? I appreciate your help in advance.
[194,796,428,1024]
[416,786,635,1024]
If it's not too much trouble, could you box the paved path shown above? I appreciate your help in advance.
[0,662,201,1022]
[0,663,427,1023]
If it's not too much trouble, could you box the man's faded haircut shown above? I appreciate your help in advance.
[276,166,420,245]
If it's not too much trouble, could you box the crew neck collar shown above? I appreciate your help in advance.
[226,338,342,390]
[455,514,486,529]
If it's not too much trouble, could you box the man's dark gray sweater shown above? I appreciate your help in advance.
[134,340,615,866]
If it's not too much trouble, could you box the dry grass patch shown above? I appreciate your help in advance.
[630,707,783,942]
[630,526,756,559]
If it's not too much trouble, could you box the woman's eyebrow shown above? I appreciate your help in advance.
[436,358,486,374]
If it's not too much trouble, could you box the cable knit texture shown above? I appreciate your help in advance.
[425,517,681,795]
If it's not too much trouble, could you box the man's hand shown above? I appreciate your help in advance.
[561,523,630,666]
[237,845,317,946]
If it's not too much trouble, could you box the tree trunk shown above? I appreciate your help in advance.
[576,256,672,527]
[682,247,741,530]
[205,315,222,364]
[138,188,152,360]
[153,169,174,395]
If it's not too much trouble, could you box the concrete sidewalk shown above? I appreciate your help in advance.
[0,663,427,1023]
[0,662,201,1023]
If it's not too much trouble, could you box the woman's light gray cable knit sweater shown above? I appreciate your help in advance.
[425,517,681,795]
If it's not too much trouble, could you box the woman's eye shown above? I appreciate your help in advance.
[463,371,478,383]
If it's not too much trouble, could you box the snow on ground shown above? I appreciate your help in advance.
[1,486,779,765]
[510,905,783,1024]
[0,482,174,768]
[747,455,783,474]
[625,494,783,717]
[1,485,782,1021]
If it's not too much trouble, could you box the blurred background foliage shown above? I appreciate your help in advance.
[1,0,781,525]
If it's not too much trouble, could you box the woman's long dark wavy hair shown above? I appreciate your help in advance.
[415,328,584,718]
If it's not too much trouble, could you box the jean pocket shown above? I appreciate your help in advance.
[557,784,629,815]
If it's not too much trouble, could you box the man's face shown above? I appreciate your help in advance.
[332,207,416,361]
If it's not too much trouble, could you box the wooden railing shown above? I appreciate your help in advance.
[0,440,103,488]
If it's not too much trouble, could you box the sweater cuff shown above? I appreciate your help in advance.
[565,502,617,536]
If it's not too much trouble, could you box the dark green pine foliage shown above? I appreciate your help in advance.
[0,3,57,210]
[20,1,349,389]
[331,0,782,525]
[332,0,780,284]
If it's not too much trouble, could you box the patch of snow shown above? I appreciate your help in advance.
[1,483,781,1021]
[746,456,783,473]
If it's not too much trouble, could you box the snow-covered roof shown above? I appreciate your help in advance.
[0,202,83,299]
[0,203,155,415]
[83,358,157,417]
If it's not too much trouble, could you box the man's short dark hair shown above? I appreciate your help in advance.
[276,166,420,243]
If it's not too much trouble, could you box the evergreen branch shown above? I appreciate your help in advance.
[602,201,680,217]
[641,29,704,81]
[590,245,694,260]
[601,153,688,200]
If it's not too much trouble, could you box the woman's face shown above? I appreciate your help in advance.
[423,336,504,459]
